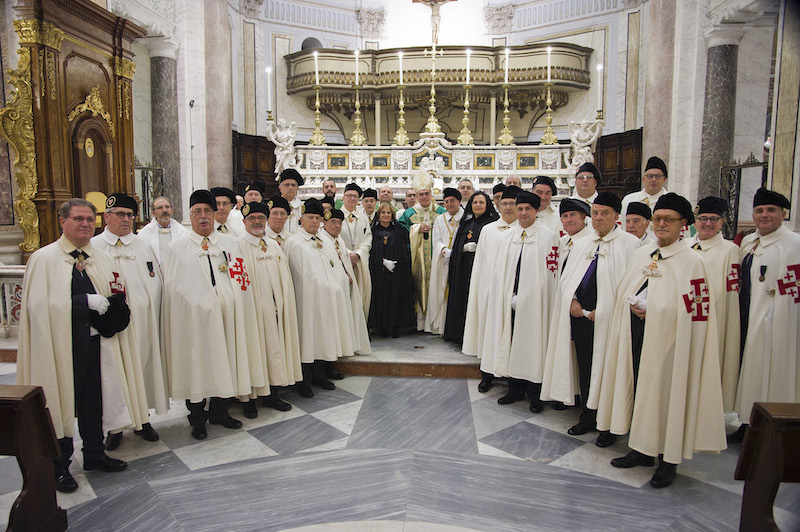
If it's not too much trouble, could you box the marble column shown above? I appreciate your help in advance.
[641,0,675,166]
[204,0,233,187]
[374,95,381,147]
[144,37,183,220]
[698,26,744,199]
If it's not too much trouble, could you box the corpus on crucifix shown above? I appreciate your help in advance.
[412,0,456,45]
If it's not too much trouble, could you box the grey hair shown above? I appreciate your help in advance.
[58,198,96,219]
[151,196,171,209]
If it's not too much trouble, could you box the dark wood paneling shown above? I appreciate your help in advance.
[595,128,643,199]
[233,131,277,197]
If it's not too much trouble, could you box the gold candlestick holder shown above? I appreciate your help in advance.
[309,85,326,146]
[350,86,367,146]
[393,85,409,146]
[539,83,558,145]
[423,45,442,135]
[596,109,604,121]
[267,110,274,122]
[497,84,514,146]
[457,84,473,146]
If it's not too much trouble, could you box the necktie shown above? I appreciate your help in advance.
[643,197,650,206]
[348,213,356,223]
[449,217,456,228]
[651,249,662,260]
[276,235,284,246]
[739,238,759,357]
[692,242,702,251]
[201,238,215,286]
[70,250,95,293]
[218,224,227,234]
[115,239,123,247]
[259,238,267,252]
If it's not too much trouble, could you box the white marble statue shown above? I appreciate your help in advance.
[266,119,300,174]
[565,118,604,175]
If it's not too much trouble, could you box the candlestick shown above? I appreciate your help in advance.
[266,67,273,113]
[398,51,404,85]
[466,49,471,85]
[457,84,473,145]
[393,85,409,146]
[497,84,514,145]
[596,64,604,112]
[504,48,509,84]
[309,85,326,145]
[423,45,443,135]
[313,51,320,85]
[350,87,366,145]
[355,50,359,86]
[539,83,558,145]
[547,47,551,83]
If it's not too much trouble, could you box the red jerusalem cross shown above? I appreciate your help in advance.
[228,257,251,291]
[546,246,559,274]
[777,264,800,303]
[726,263,740,292]
[682,278,710,321]
[109,271,125,295]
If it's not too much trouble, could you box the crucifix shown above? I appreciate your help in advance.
[412,0,456,46]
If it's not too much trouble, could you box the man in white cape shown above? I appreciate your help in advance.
[730,188,800,442]
[17,198,132,492]
[425,187,463,334]
[541,192,640,446]
[620,156,669,240]
[92,193,167,451]
[211,186,244,237]
[237,202,302,417]
[137,196,188,262]
[340,182,373,317]
[479,192,560,413]
[625,202,653,244]
[570,162,600,206]
[278,168,304,234]
[532,175,562,233]
[162,189,265,440]
[265,196,293,246]
[597,193,725,489]
[557,198,593,273]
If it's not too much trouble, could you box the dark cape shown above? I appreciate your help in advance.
[442,192,499,343]
[368,220,416,332]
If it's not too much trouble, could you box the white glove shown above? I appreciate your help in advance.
[463,242,478,253]
[383,258,397,272]
[511,295,518,311]
[87,294,110,315]
[442,248,452,264]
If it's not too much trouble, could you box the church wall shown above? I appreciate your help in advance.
[131,41,153,167]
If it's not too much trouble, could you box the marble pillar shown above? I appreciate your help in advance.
[641,0,675,166]
[204,0,233,187]
[489,92,497,146]
[145,38,183,220]
[374,96,381,147]
[698,26,743,199]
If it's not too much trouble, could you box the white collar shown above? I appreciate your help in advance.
[101,228,135,246]
[297,227,317,241]
[658,238,689,259]
[756,224,789,247]
[243,231,265,247]
[693,231,724,250]
[592,225,622,243]
[189,230,219,246]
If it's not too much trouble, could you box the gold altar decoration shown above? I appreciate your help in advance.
[13,20,65,50]
[497,84,514,146]
[350,87,367,146]
[112,57,136,80]
[68,86,116,136]
[393,85,409,146]
[539,83,558,145]
[422,45,443,135]
[309,85,326,145]
[0,47,40,252]
[457,84,473,146]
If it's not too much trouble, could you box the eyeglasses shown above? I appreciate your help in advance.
[109,211,135,220]
[651,216,684,225]
[68,216,94,224]
[696,216,722,224]
[247,215,267,222]
[643,173,665,180]
[575,175,595,181]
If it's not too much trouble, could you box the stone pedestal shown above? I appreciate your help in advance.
[204,0,233,187]
[641,0,675,166]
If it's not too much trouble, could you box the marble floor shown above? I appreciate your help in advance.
[1,337,799,531]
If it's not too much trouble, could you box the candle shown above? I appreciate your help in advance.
[597,64,604,110]
[355,49,359,86]
[266,67,272,110]
[504,48,509,84]
[313,51,319,86]
[399,51,404,85]
[466,49,471,85]
[547,46,551,83]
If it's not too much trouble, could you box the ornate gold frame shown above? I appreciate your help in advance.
[68,86,116,135]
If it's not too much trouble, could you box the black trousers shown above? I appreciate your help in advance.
[185,397,229,426]
[55,335,104,472]
[571,316,597,426]
[630,312,645,391]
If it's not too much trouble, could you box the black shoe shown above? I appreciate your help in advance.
[529,399,544,413]
[610,450,655,469]
[326,368,345,380]
[478,379,493,393]
[262,395,293,411]
[391,329,400,338]
[83,454,127,472]
[650,457,677,489]
[311,378,335,391]
[727,424,747,444]
[551,402,567,410]
[498,391,525,405]
[595,431,616,448]
[381,329,389,338]
[55,469,79,493]
[242,399,258,419]
[191,424,207,440]
[105,431,122,451]
[568,422,597,436]
[209,415,243,429]
[296,382,314,398]
[134,423,159,442]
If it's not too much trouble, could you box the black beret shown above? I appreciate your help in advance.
[626,201,651,220]
[363,188,378,199]
[559,198,591,217]
[279,168,305,186]
[244,181,266,195]
[189,189,217,210]
[654,192,694,224]
[91,292,130,338]
[696,196,728,216]
[320,196,336,207]
[324,208,344,221]
[210,187,236,205]
[242,202,269,218]
[301,198,324,216]
[493,183,507,195]
[266,196,290,213]
[594,192,622,213]
[644,156,668,179]
[753,188,790,209]
[532,175,557,195]
[105,193,138,215]
[576,162,602,185]
[501,185,522,200]
[442,187,462,201]
[515,191,541,210]
[344,183,363,196]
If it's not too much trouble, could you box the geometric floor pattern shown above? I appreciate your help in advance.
[1,346,799,531]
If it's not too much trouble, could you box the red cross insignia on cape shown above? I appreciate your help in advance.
[683,278,710,321]
[109,271,125,295]
[777,264,800,303]
[546,246,559,275]
[726,263,740,293]
[228,257,250,290]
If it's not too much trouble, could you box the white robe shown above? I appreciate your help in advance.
[596,239,726,464]
[238,231,302,390]
[215,211,244,238]
[558,225,593,273]
[284,227,357,362]
[621,188,667,239]
[735,225,800,423]
[162,230,265,402]
[320,229,372,355]
[570,191,598,206]
[462,218,518,357]
[424,208,463,334]
[285,198,303,234]
[479,223,560,382]
[137,218,189,263]
[687,232,741,413]
[340,206,373,317]
[541,227,641,406]
[16,236,135,438]
[536,204,561,234]
[92,229,169,417]
[265,225,292,247]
